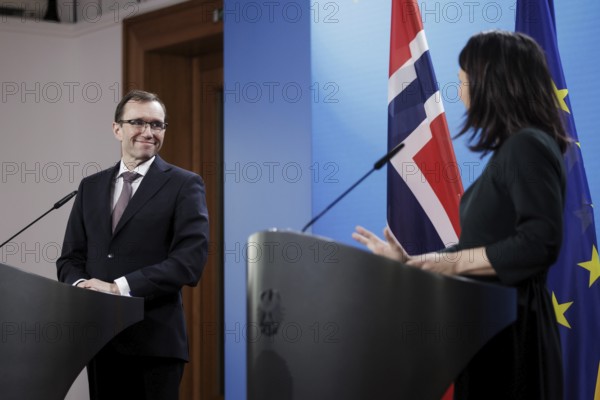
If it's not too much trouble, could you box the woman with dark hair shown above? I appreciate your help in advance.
[353,30,568,399]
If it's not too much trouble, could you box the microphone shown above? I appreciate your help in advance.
[0,191,77,249]
[53,191,78,209]
[301,142,404,232]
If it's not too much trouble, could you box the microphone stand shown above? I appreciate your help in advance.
[301,142,405,233]
[0,191,77,249]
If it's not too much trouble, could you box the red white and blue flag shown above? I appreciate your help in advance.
[387,3,463,397]
[387,0,463,257]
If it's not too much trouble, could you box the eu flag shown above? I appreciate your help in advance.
[516,1,600,399]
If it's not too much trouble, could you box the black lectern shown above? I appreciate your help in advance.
[247,230,517,400]
[0,263,143,400]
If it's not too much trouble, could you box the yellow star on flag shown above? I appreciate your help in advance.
[595,361,600,400]
[578,245,600,287]
[552,292,573,329]
[552,80,570,113]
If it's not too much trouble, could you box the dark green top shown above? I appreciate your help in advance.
[452,128,566,400]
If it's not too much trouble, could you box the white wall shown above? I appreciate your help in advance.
[0,18,121,400]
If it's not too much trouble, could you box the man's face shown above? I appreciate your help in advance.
[112,100,166,168]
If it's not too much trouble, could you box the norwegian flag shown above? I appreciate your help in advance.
[387,2,463,398]
[387,0,463,255]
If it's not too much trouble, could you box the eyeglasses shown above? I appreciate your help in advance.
[118,119,168,132]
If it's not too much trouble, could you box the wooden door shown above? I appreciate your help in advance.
[123,2,224,399]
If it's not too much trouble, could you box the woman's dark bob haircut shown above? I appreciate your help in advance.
[457,30,569,154]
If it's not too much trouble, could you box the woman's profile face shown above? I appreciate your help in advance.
[458,68,470,109]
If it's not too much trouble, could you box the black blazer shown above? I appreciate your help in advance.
[57,156,209,361]
[449,128,565,399]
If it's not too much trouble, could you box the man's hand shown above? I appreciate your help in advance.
[77,278,120,295]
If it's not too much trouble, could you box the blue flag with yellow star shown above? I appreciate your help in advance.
[516,1,600,399]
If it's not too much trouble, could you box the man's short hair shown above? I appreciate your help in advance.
[114,89,167,122]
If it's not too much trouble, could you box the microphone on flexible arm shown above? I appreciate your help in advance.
[301,142,405,233]
[0,191,77,249]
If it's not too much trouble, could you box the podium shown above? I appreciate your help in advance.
[0,263,143,400]
[247,230,517,400]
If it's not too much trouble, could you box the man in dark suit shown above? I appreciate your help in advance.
[57,89,209,400]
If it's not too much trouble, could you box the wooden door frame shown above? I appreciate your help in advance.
[123,0,223,89]
[123,2,224,400]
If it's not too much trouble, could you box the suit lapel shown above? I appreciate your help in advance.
[112,156,172,236]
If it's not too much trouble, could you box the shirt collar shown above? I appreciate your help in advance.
[117,156,156,178]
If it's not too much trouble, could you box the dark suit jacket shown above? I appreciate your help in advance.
[57,156,209,361]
